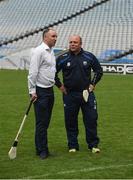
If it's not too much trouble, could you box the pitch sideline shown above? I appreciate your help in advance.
[24,163,133,179]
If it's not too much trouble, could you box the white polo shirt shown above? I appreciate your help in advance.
[28,42,56,94]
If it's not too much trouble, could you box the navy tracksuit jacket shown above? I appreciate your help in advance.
[55,49,103,150]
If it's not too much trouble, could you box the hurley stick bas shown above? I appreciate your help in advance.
[8,100,33,159]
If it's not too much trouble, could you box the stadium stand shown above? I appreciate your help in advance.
[0,0,133,69]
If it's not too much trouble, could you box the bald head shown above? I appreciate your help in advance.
[69,35,82,54]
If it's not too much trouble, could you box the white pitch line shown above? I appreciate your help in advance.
[23,163,133,179]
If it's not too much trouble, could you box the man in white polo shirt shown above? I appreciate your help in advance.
[28,28,57,159]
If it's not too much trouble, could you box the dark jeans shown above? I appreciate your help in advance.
[33,86,54,154]
[63,91,99,150]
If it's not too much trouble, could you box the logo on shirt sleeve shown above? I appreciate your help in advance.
[83,61,87,66]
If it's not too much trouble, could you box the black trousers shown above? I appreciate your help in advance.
[63,91,99,150]
[33,86,54,154]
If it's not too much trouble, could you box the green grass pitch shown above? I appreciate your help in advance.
[0,70,133,179]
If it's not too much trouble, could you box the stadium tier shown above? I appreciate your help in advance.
[0,0,133,69]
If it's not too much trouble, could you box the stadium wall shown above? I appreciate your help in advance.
[0,54,133,74]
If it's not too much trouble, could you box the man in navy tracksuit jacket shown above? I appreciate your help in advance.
[55,35,103,153]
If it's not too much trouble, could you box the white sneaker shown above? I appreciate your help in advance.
[69,148,77,152]
[91,147,100,153]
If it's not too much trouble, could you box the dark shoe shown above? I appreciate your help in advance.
[39,151,49,159]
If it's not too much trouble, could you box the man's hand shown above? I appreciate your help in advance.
[31,93,37,102]
[59,85,67,94]
[88,84,95,92]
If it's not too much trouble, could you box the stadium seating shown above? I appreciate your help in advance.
[0,0,133,68]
